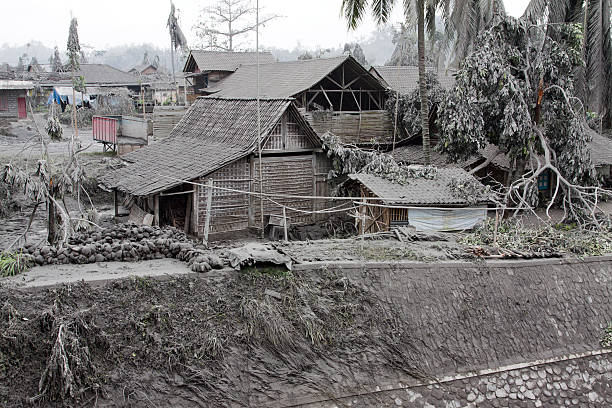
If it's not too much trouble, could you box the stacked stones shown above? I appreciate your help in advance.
[22,224,225,273]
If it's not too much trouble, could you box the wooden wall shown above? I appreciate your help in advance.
[304,110,396,145]
[196,158,251,235]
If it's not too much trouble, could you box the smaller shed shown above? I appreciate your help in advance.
[0,80,33,119]
[589,131,612,186]
[349,168,491,233]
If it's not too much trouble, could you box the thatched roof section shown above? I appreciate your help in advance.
[100,97,317,196]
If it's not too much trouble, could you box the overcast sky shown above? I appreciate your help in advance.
[1,0,530,51]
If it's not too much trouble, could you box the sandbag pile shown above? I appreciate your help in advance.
[21,224,226,273]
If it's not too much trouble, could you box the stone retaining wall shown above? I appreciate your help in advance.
[292,257,612,407]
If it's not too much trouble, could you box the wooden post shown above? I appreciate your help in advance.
[282,206,288,242]
[203,179,214,245]
[154,195,160,226]
[184,193,192,234]
[493,209,500,247]
[113,189,119,217]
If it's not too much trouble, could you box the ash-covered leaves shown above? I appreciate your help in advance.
[322,132,437,184]
[437,16,597,187]
[385,71,447,138]
[463,218,612,256]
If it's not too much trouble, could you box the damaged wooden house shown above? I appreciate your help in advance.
[99,97,332,238]
[204,55,397,146]
[183,50,275,102]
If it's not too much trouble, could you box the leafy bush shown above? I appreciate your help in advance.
[601,324,612,348]
[0,251,33,277]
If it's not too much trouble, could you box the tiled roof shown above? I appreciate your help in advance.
[394,143,511,170]
[370,66,456,94]
[391,144,454,166]
[186,50,275,72]
[589,130,612,166]
[206,55,383,98]
[0,80,34,90]
[99,97,298,196]
[349,168,490,205]
[75,64,140,86]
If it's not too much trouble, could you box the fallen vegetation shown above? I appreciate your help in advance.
[0,267,430,406]
[463,218,612,257]
[0,251,33,277]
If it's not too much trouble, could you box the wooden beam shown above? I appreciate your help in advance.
[154,195,160,226]
[203,179,214,245]
[184,193,192,234]
[320,85,333,110]
[343,76,360,89]
[307,91,321,107]
[366,91,381,109]
[349,88,361,111]
[113,189,119,217]
[325,75,343,89]
[160,189,196,197]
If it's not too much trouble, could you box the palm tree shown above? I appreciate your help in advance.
[523,0,612,128]
[342,0,434,164]
[342,0,505,164]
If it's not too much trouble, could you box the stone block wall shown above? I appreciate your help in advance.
[292,257,612,407]
[310,353,612,407]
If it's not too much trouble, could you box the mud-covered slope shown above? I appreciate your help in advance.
[1,256,611,407]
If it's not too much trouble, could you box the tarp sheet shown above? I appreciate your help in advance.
[46,87,90,105]
[408,208,487,232]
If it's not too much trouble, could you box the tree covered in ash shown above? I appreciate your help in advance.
[343,43,368,66]
[437,16,607,227]
[385,71,447,138]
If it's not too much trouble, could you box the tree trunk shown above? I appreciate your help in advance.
[417,0,431,164]
[47,196,57,245]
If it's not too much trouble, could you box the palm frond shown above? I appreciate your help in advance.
[372,0,396,24]
[342,0,369,29]
[522,0,552,23]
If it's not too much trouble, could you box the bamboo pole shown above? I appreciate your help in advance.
[256,0,264,238]
[282,206,288,241]
[204,179,214,245]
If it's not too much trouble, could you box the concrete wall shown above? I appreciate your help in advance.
[291,256,612,407]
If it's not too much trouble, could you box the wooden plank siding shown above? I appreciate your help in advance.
[252,155,316,226]
[196,158,251,235]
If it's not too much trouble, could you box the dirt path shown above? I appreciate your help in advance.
[0,114,103,157]
[0,258,194,289]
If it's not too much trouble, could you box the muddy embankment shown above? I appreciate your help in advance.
[0,257,611,407]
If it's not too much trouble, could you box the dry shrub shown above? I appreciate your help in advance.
[240,298,295,352]
[34,301,108,402]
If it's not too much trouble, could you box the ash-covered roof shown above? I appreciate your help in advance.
[370,66,456,94]
[391,144,454,167]
[0,80,34,90]
[74,64,140,86]
[99,97,318,196]
[349,168,490,206]
[184,50,275,73]
[589,130,612,166]
[206,55,383,99]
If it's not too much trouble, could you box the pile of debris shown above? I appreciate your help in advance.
[21,224,225,273]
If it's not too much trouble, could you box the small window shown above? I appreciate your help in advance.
[0,94,8,111]
[537,172,550,191]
